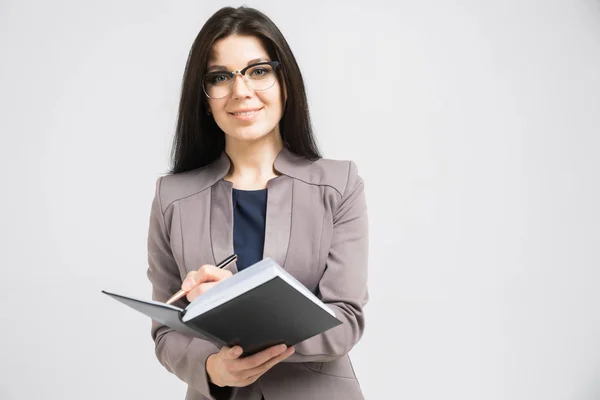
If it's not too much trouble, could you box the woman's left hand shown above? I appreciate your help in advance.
[182,264,233,302]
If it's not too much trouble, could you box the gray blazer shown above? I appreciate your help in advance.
[147,147,369,400]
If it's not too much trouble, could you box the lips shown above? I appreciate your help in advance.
[228,108,263,116]
[227,107,263,121]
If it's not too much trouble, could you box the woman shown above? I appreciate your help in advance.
[147,6,369,400]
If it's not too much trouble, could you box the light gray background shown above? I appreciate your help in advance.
[1,0,599,399]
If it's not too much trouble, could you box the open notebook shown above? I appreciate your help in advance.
[102,258,342,356]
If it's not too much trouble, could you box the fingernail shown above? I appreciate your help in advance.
[279,344,287,352]
[182,282,191,291]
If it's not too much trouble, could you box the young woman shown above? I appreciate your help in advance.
[147,6,369,400]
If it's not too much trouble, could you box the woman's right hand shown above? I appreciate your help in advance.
[207,344,295,387]
[182,264,233,303]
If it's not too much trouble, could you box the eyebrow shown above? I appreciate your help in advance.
[206,57,271,72]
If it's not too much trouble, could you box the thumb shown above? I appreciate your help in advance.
[224,346,243,359]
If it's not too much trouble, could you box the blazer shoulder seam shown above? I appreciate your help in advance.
[291,158,352,197]
[291,176,343,197]
[162,185,211,212]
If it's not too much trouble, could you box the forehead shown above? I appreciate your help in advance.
[208,35,270,70]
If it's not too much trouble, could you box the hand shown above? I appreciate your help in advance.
[207,344,295,388]
[182,264,233,302]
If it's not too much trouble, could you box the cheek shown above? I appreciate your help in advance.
[261,89,283,116]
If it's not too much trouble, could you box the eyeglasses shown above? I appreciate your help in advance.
[202,61,281,99]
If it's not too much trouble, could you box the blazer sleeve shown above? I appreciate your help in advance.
[285,160,369,362]
[146,177,237,400]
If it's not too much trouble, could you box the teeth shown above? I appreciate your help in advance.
[232,110,258,116]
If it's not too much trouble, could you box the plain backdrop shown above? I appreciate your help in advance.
[1,0,600,399]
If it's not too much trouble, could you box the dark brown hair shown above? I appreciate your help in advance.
[170,6,321,174]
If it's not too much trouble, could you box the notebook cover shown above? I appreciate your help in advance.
[101,290,225,345]
[182,276,342,357]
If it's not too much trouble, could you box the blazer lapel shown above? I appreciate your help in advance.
[210,178,239,273]
[206,147,311,273]
[209,172,293,272]
[263,175,293,269]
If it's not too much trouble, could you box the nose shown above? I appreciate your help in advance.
[230,73,253,99]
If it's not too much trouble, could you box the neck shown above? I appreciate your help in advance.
[224,131,284,189]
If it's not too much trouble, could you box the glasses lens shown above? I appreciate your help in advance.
[245,63,276,91]
[203,72,233,99]
[203,63,278,99]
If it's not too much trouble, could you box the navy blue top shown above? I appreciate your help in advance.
[232,188,268,271]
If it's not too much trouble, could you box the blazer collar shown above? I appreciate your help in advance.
[209,146,314,184]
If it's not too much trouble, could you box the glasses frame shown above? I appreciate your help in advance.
[202,60,281,99]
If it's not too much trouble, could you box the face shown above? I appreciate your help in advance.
[205,35,285,145]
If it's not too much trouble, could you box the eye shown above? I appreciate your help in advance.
[246,63,275,79]
[208,73,231,85]
[250,67,268,77]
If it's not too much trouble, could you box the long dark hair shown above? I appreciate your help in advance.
[169,6,321,174]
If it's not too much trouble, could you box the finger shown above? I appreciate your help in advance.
[186,282,219,302]
[182,266,232,291]
[196,264,233,283]
[240,347,295,381]
[222,345,244,360]
[235,344,288,371]
[181,271,198,291]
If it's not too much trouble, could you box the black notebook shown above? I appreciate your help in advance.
[102,258,342,356]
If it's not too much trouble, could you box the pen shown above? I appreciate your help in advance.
[165,254,237,305]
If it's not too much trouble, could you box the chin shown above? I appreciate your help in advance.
[227,125,274,143]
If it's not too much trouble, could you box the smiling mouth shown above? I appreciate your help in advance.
[228,108,263,116]
[227,108,263,120]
